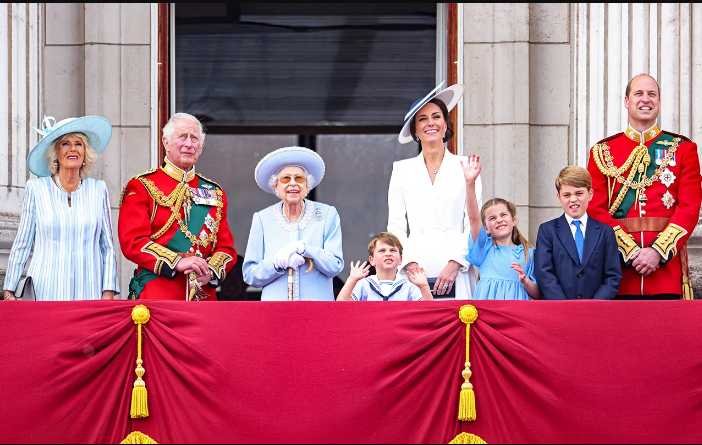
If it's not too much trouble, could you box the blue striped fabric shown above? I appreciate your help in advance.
[3,176,120,300]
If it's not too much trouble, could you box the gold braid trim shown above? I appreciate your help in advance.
[450,433,487,444]
[141,241,180,275]
[120,169,157,208]
[651,223,687,261]
[196,172,223,190]
[613,226,640,263]
[592,138,680,214]
[120,432,158,444]
[208,252,233,280]
[174,196,223,249]
[139,179,189,240]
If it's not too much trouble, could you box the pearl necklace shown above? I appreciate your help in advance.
[283,200,305,222]
[54,175,82,207]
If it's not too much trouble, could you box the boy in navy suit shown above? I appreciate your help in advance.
[535,166,622,299]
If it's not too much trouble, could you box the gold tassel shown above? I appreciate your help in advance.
[458,305,479,421]
[683,276,694,300]
[449,432,487,444]
[130,305,151,419]
[120,431,158,444]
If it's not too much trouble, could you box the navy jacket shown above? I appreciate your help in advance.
[535,213,621,300]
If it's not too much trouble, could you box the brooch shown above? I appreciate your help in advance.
[659,168,676,188]
[314,207,323,221]
[205,213,216,232]
[662,191,675,209]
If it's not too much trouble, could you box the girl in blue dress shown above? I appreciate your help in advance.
[461,155,541,300]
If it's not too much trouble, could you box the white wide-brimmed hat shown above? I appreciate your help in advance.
[27,115,113,177]
[254,146,326,195]
[398,81,465,144]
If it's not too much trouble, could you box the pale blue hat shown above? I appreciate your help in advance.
[254,146,325,195]
[27,115,113,177]
[398,81,465,144]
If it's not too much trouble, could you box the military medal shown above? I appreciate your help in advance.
[659,168,676,188]
[662,190,675,209]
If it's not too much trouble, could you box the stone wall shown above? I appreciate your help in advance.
[463,3,702,295]
[461,3,570,242]
[1,3,154,297]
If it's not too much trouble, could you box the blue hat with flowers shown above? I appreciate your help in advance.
[254,146,326,195]
[27,115,113,177]
[398,81,465,144]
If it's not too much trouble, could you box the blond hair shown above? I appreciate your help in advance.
[480,198,533,263]
[44,132,98,179]
[367,232,403,257]
[555,166,592,192]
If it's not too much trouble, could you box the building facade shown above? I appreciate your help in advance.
[2,3,702,295]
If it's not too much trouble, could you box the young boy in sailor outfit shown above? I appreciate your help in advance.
[337,232,433,301]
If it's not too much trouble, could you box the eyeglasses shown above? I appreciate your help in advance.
[279,175,306,184]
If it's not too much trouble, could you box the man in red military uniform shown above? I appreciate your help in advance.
[587,74,701,299]
[118,113,236,300]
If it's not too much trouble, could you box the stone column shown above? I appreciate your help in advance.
[0,3,41,287]
[81,3,153,295]
[571,3,702,294]
[3,3,155,296]
[462,3,570,241]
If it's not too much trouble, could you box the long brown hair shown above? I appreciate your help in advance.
[480,198,533,263]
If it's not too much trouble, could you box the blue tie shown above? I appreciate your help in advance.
[572,220,584,263]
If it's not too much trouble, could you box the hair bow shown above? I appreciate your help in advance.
[32,116,57,138]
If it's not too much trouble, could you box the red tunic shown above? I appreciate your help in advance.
[118,158,236,300]
[587,126,701,296]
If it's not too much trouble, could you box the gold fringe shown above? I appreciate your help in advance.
[683,276,694,300]
[130,305,151,419]
[120,431,158,444]
[449,432,487,444]
[458,305,479,421]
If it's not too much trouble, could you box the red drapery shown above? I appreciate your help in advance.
[1,301,701,443]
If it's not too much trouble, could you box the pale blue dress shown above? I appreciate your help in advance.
[242,199,344,301]
[3,176,120,300]
[466,227,536,300]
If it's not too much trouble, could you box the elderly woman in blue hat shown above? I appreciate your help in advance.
[2,116,120,301]
[243,146,344,301]
[387,82,482,300]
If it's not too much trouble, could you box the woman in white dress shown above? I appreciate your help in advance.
[387,83,482,299]
[2,116,120,301]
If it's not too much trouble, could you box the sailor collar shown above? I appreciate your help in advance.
[161,157,196,183]
[625,124,661,144]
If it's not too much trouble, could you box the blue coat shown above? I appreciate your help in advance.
[242,200,344,301]
[535,214,621,300]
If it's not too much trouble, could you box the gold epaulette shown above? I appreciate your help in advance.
[119,168,158,207]
[662,131,692,143]
[195,172,223,191]
[595,132,624,146]
[613,225,640,262]
[651,223,687,262]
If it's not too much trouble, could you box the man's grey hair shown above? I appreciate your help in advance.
[268,172,316,198]
[162,112,206,145]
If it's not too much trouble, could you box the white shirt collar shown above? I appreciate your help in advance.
[564,212,589,230]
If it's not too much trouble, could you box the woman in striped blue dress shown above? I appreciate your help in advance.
[2,116,120,301]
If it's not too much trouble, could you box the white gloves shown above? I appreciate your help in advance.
[291,240,306,255]
[273,241,307,270]
[287,253,306,270]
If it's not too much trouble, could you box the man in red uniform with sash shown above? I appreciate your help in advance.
[118,113,236,300]
[587,74,701,299]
